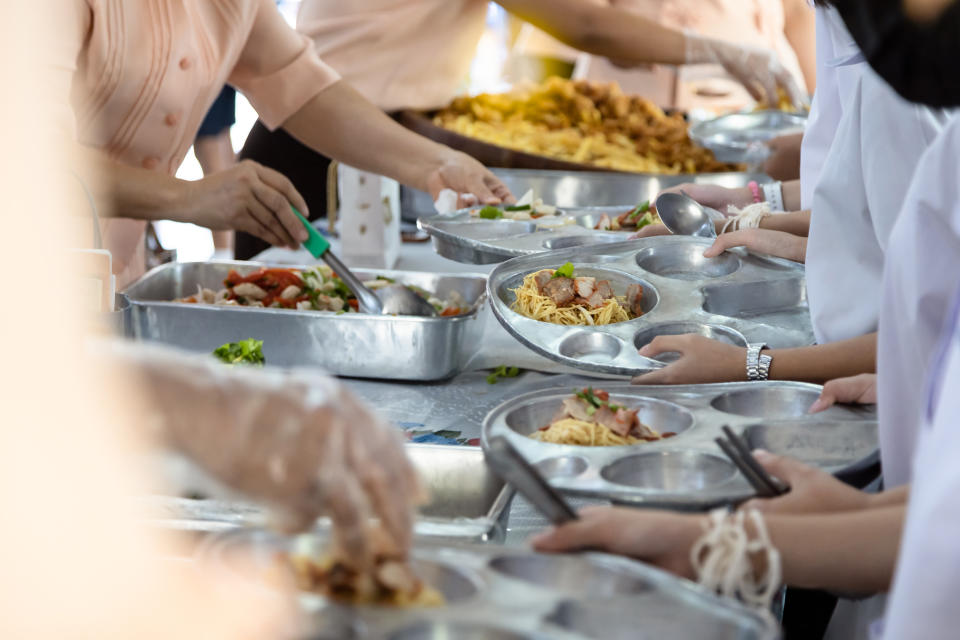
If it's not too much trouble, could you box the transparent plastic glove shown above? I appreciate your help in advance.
[102,341,421,568]
[684,33,807,109]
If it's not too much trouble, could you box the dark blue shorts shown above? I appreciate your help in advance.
[196,86,237,138]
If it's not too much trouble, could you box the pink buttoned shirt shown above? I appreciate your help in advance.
[54,0,341,287]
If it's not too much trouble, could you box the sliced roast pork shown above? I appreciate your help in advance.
[543,277,576,305]
[626,284,645,317]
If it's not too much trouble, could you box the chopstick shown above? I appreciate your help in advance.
[715,425,788,499]
[485,435,579,525]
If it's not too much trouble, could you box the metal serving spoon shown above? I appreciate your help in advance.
[654,192,719,239]
[292,208,436,317]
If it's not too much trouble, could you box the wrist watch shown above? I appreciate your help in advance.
[746,343,773,381]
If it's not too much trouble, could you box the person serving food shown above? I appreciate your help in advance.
[53,0,512,287]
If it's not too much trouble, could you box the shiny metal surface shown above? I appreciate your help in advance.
[487,236,808,377]
[379,283,438,317]
[485,436,578,525]
[690,111,807,164]
[124,261,486,381]
[139,444,514,544]
[201,528,780,640]
[482,383,877,509]
[413,169,767,263]
[655,192,717,238]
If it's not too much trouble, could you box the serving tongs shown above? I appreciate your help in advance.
[485,435,578,525]
[715,425,789,499]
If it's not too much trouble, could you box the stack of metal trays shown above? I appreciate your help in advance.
[482,383,877,510]
[487,236,811,376]
[138,445,515,547]
[201,527,780,639]
[124,261,487,381]
[690,111,807,164]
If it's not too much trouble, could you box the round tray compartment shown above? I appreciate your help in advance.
[389,622,534,640]
[635,242,740,280]
[710,386,821,418]
[600,451,737,491]
[743,420,878,470]
[488,554,650,597]
[503,394,695,442]
[633,322,747,364]
[558,331,625,363]
[495,265,660,323]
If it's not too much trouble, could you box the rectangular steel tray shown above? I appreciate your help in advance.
[124,261,487,381]
[138,445,514,546]
[201,527,780,639]
[482,382,877,510]
[488,236,811,376]
[401,168,766,223]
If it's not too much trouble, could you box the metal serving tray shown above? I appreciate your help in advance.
[690,111,807,164]
[138,445,514,546]
[125,261,487,381]
[488,236,811,376]
[402,168,766,223]
[482,383,877,510]
[201,527,780,640]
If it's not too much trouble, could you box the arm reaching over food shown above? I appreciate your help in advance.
[101,340,421,569]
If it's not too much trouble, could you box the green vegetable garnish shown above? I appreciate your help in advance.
[634,211,655,230]
[628,200,651,221]
[504,204,532,212]
[575,387,625,414]
[551,262,575,279]
[213,339,265,366]
[487,365,521,384]
[478,206,504,219]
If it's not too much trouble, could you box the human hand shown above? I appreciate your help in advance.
[106,342,421,569]
[741,451,870,515]
[426,151,515,208]
[763,133,803,181]
[632,334,746,384]
[703,229,806,263]
[179,160,310,249]
[809,374,877,413]
[685,35,807,108]
[656,182,754,214]
[531,506,702,579]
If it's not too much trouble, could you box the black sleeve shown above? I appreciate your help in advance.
[831,0,960,107]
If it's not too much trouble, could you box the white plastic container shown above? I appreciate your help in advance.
[337,164,401,269]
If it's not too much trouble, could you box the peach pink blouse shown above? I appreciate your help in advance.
[55,0,340,287]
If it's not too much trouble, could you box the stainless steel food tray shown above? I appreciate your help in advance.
[124,261,487,381]
[137,445,514,546]
[403,167,766,224]
[690,111,807,164]
[482,383,877,510]
[420,206,644,264]
[488,236,811,376]
[201,527,780,640]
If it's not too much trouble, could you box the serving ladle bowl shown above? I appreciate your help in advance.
[655,192,719,239]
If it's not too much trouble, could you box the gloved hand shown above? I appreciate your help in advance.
[684,33,807,109]
[103,341,421,569]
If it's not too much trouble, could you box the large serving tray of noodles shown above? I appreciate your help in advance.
[482,383,878,510]
[401,77,744,174]
[124,261,486,381]
[487,236,813,376]
[200,527,780,639]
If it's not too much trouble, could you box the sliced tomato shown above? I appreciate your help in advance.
[439,307,461,317]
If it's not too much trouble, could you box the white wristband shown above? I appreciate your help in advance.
[761,181,784,212]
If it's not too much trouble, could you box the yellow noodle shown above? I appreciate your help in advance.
[531,417,661,447]
[509,270,633,326]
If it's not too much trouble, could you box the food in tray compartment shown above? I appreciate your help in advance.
[212,339,265,366]
[176,266,467,316]
[532,387,676,446]
[510,262,642,326]
[593,201,657,232]
[433,77,742,174]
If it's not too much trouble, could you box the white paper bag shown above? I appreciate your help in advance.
[337,164,400,269]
